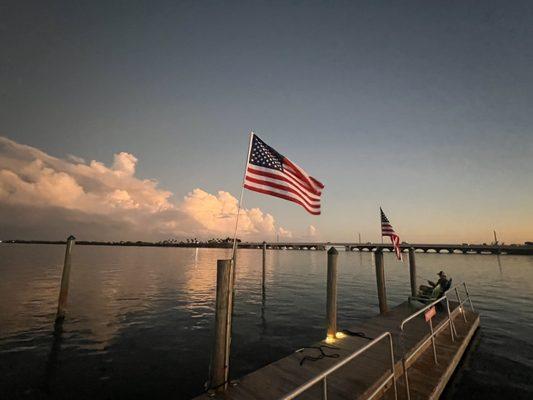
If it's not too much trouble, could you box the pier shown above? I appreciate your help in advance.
[194,247,481,400]
[196,289,479,399]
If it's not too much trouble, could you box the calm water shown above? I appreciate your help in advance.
[1,244,532,399]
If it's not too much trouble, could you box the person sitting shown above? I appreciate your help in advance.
[419,271,451,300]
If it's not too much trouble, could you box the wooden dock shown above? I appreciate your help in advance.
[194,296,479,400]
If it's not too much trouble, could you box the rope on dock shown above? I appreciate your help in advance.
[296,345,340,366]
[341,329,374,341]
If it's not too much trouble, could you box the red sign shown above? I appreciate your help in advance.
[425,306,436,322]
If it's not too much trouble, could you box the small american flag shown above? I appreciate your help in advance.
[380,208,402,260]
[244,134,324,215]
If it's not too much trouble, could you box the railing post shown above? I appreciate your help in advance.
[408,248,417,298]
[464,282,475,311]
[445,297,456,342]
[402,357,411,400]
[429,319,438,364]
[56,235,76,322]
[388,334,398,400]
[326,247,338,338]
[375,250,388,314]
[455,287,467,322]
[210,259,234,392]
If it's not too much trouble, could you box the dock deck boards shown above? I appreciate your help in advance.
[194,300,479,400]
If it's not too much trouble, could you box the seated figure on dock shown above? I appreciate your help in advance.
[418,271,452,301]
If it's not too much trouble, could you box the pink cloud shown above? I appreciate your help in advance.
[278,227,293,239]
[0,136,288,241]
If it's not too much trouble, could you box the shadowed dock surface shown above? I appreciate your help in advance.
[194,300,479,400]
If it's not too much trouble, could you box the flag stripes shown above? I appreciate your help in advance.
[380,207,402,260]
[243,134,323,215]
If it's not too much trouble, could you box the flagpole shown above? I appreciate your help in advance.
[231,131,254,260]
[379,206,384,244]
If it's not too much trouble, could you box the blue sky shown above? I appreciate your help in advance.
[1,1,532,243]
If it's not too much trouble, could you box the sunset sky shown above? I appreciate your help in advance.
[1,1,532,243]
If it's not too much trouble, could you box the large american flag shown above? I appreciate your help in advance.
[243,134,324,215]
[380,208,402,260]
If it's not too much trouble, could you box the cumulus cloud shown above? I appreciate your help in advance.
[180,188,276,236]
[0,136,286,241]
[67,154,85,164]
[278,227,293,239]
[307,225,318,238]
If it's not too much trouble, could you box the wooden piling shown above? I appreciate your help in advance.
[210,259,234,392]
[408,247,417,298]
[374,250,388,314]
[262,242,266,289]
[56,235,75,322]
[326,247,338,338]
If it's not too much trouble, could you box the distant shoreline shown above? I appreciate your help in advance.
[2,239,532,255]
[1,239,234,248]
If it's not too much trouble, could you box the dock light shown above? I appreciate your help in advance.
[325,332,346,343]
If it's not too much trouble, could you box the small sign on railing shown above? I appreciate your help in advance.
[425,306,436,322]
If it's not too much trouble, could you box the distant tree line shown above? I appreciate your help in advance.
[2,237,242,248]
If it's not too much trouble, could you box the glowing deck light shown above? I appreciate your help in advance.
[325,332,346,343]
[325,335,336,344]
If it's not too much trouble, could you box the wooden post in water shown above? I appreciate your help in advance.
[262,241,266,289]
[408,247,417,298]
[326,247,338,338]
[210,259,234,392]
[56,235,75,322]
[374,249,388,314]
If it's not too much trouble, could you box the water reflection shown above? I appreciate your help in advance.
[0,244,532,399]
[43,321,64,395]
[496,254,503,274]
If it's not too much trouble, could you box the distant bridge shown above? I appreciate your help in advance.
[238,242,533,255]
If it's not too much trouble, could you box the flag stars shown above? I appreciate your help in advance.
[249,136,284,171]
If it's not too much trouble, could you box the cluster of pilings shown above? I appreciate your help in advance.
[52,236,419,392]
[207,245,419,393]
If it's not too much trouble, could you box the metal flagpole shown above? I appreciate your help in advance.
[218,131,253,390]
[231,131,254,260]
[380,206,384,244]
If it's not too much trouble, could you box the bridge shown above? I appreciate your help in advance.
[237,242,533,255]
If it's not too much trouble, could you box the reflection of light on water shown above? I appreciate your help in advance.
[496,254,503,274]
[3,245,533,399]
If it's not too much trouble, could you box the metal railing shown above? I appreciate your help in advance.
[280,331,397,400]
[448,282,474,323]
[401,282,474,400]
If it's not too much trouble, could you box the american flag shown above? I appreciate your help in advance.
[380,208,402,260]
[244,134,324,215]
